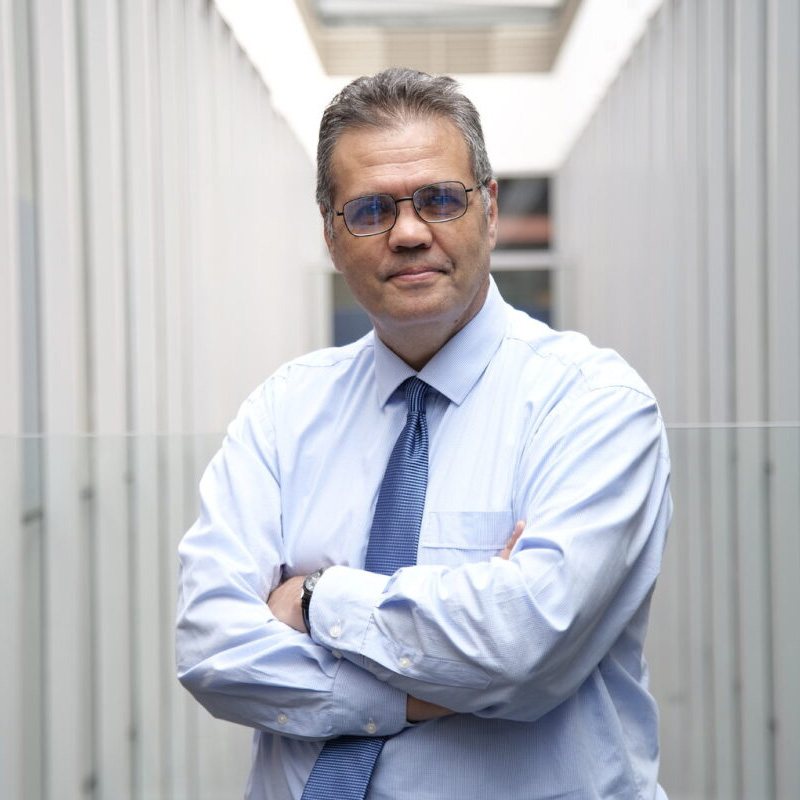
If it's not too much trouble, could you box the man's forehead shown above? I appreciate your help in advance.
[329,117,471,191]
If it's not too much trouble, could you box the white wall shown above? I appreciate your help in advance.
[0,0,325,798]
[556,1,800,798]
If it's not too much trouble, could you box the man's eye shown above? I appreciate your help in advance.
[350,196,391,223]
[420,191,462,216]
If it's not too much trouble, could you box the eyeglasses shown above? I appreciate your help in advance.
[335,180,481,237]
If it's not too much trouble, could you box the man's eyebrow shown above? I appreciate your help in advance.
[346,180,460,200]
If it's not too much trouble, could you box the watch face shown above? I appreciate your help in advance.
[302,569,325,630]
[305,569,323,593]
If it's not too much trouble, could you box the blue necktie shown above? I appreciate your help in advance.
[301,377,430,800]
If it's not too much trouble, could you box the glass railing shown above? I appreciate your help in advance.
[650,424,799,800]
[1,427,798,800]
[2,433,251,800]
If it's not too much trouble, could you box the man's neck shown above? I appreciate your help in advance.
[378,335,440,372]
[372,278,490,370]
[374,310,480,371]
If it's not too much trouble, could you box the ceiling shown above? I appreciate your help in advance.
[297,0,582,75]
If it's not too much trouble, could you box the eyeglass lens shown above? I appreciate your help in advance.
[342,181,470,236]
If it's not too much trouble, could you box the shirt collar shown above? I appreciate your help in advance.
[373,277,507,408]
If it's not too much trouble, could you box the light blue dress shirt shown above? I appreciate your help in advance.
[176,279,672,800]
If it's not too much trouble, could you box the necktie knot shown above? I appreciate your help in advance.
[404,377,429,414]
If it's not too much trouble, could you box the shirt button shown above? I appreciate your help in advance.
[329,624,341,639]
[277,713,289,725]
[399,657,412,669]
[332,649,343,659]
[365,721,377,734]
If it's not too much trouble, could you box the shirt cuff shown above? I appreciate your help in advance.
[331,658,408,737]
[309,565,388,657]
[310,566,408,735]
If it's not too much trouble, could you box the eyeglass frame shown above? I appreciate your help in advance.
[333,180,484,237]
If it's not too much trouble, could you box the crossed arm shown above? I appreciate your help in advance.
[177,381,670,739]
[266,521,526,722]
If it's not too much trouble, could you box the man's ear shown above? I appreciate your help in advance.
[320,205,344,272]
[320,205,334,253]
[486,179,499,249]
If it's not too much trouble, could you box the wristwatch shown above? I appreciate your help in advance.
[301,568,326,632]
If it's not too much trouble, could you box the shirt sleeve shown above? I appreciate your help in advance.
[175,377,408,740]
[309,384,672,722]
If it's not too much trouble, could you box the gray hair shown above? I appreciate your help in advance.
[317,68,493,237]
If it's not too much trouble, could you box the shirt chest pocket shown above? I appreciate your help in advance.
[418,511,514,567]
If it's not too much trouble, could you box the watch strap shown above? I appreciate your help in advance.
[301,568,326,632]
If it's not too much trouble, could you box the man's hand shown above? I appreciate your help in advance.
[267,574,307,633]
[406,696,455,722]
[499,520,525,560]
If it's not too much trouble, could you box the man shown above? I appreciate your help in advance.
[176,68,671,799]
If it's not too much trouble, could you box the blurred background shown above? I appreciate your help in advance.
[1,1,798,798]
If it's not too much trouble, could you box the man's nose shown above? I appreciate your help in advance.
[387,199,433,251]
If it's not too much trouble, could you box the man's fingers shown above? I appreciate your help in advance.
[499,520,526,560]
[406,695,455,722]
[267,575,307,632]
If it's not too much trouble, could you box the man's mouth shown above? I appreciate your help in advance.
[386,265,447,282]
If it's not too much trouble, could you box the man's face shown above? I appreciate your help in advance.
[324,116,498,361]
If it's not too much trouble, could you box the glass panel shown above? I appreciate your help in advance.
[3,427,798,796]
[492,269,552,325]
[331,272,372,346]
[495,176,550,250]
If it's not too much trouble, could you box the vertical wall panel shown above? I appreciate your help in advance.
[157,0,188,436]
[183,7,212,791]
[766,1,800,797]
[732,2,774,796]
[0,0,19,429]
[13,0,47,794]
[703,3,740,797]
[0,3,24,799]
[80,1,132,797]
[676,5,714,796]
[0,438,24,800]
[556,0,799,797]
[32,0,87,434]
[30,1,93,799]
[121,0,159,436]
[704,1,736,425]
[118,3,164,797]
[155,6,190,797]
[186,0,217,436]
[650,5,676,419]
